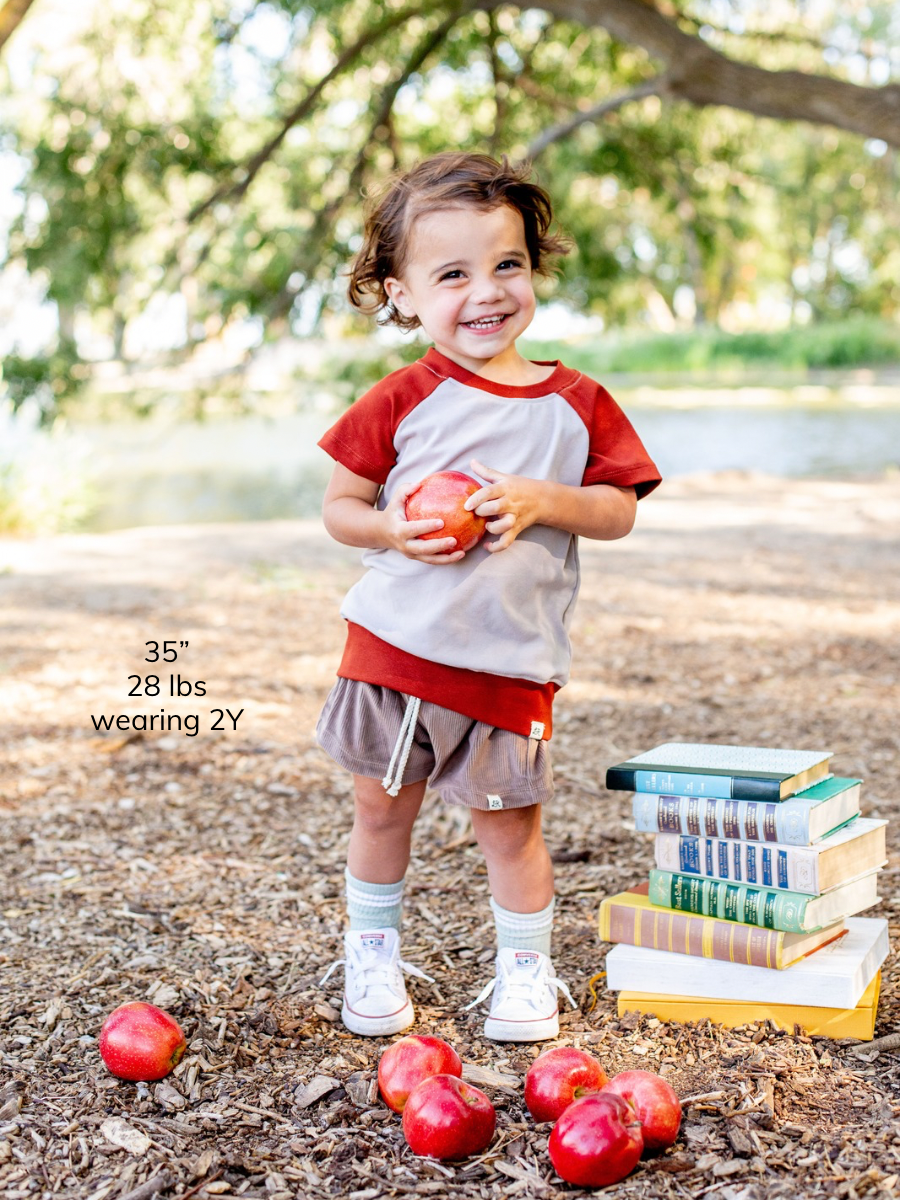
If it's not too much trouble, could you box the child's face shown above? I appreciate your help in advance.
[384,204,537,374]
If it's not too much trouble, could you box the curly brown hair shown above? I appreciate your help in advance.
[347,152,571,331]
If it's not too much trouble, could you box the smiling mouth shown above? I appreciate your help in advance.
[462,314,510,331]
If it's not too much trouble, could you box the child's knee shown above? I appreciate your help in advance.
[352,776,423,835]
[473,803,543,856]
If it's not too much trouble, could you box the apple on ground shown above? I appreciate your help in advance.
[404,471,487,552]
[524,1046,610,1123]
[377,1034,463,1114]
[548,1092,644,1188]
[99,1002,186,1082]
[401,1073,496,1160]
[602,1069,682,1151]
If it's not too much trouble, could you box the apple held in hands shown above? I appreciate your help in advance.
[524,1046,610,1123]
[402,1074,496,1160]
[548,1092,644,1188]
[405,471,487,552]
[99,1001,186,1082]
[378,1034,463,1114]
[602,1069,682,1151]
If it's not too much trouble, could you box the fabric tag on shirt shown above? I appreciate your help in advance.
[529,721,545,740]
[487,794,504,810]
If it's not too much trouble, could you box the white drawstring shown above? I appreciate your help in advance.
[382,694,421,797]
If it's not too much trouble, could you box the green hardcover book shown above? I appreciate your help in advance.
[647,868,880,933]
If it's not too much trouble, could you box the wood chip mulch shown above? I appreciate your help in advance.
[2,472,900,1199]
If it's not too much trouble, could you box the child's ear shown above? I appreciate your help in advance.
[384,276,416,319]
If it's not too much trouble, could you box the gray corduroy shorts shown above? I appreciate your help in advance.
[316,678,554,811]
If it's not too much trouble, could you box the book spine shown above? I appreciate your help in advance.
[655,834,819,893]
[607,767,782,801]
[598,897,786,967]
[633,793,810,846]
[647,870,810,933]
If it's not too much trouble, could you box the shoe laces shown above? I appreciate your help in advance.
[464,957,577,1013]
[319,944,434,990]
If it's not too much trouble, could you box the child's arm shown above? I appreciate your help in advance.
[466,458,636,554]
[322,463,466,564]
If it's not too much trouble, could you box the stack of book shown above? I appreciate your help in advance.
[599,742,889,1039]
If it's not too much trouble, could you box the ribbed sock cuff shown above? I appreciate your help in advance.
[345,867,405,931]
[490,895,555,956]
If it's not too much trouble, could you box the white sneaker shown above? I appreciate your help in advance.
[319,929,433,1037]
[466,948,577,1042]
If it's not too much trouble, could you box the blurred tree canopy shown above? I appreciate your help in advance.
[1,0,898,417]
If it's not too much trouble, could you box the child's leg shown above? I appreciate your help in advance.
[348,773,427,886]
[469,804,554,913]
[469,804,572,1042]
[470,805,555,953]
[329,774,429,1038]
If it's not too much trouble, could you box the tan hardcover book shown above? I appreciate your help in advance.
[598,884,845,969]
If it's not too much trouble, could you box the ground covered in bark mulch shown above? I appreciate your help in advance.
[2,471,900,1200]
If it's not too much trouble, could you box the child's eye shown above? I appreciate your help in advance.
[498,259,525,271]
[439,269,463,281]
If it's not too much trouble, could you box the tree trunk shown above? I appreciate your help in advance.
[0,0,38,54]
[481,0,900,147]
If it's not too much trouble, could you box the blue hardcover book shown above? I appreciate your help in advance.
[654,817,886,896]
[607,742,832,801]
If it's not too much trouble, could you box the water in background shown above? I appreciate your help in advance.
[49,387,900,531]
[638,403,900,480]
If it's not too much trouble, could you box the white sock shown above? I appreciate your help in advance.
[345,868,405,931]
[490,896,555,956]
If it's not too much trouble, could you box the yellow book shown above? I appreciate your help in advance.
[617,971,880,1040]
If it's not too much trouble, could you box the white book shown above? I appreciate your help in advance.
[625,743,831,774]
[605,917,888,1009]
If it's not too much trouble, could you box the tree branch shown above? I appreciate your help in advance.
[478,0,900,147]
[523,77,666,159]
[188,1,476,223]
[263,7,464,323]
[0,0,38,54]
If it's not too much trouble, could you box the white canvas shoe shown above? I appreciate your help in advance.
[319,929,433,1037]
[466,948,577,1042]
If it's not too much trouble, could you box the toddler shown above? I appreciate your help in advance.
[316,151,660,1041]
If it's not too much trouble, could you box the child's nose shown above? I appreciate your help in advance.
[471,274,505,301]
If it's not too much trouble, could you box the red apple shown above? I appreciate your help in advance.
[549,1092,644,1188]
[524,1046,610,1123]
[99,1001,186,1082]
[402,1074,496,1160]
[378,1034,463,1113]
[405,471,487,552]
[602,1070,682,1151]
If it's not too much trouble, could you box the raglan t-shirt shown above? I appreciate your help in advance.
[318,347,661,739]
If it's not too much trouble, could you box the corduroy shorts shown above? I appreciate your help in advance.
[316,678,554,811]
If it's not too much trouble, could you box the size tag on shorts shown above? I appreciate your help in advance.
[487,794,504,810]
[529,721,545,740]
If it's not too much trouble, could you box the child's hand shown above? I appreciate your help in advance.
[465,459,545,553]
[383,482,467,565]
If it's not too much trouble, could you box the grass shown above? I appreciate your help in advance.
[521,317,900,378]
